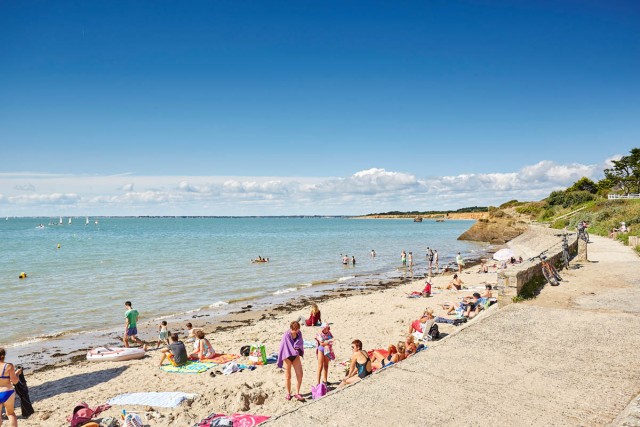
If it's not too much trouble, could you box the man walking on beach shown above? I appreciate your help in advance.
[124,301,144,348]
[456,252,465,273]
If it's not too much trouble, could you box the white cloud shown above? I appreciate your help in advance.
[13,183,36,192]
[0,159,607,216]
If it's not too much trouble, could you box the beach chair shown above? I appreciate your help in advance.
[412,319,437,342]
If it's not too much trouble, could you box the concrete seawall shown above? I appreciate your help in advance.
[496,225,579,296]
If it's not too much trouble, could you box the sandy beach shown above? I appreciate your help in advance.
[6,227,640,426]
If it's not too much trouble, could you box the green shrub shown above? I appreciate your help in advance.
[500,200,525,209]
[515,201,545,217]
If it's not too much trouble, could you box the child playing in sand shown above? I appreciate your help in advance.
[156,320,170,348]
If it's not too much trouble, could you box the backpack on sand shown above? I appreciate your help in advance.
[428,323,440,340]
[68,402,111,427]
[240,345,251,357]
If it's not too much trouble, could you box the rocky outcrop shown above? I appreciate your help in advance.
[458,217,528,244]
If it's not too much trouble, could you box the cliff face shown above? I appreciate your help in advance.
[457,217,528,244]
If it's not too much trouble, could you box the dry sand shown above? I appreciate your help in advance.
[6,228,640,426]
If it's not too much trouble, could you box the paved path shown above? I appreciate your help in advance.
[267,236,640,426]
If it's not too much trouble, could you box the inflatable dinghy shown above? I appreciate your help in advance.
[86,346,145,362]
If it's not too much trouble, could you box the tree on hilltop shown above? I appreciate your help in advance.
[567,177,598,194]
[604,148,640,194]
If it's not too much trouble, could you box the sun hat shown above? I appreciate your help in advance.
[320,322,330,330]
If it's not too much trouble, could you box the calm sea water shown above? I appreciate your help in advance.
[0,217,485,346]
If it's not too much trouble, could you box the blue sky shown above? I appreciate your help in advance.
[0,1,638,215]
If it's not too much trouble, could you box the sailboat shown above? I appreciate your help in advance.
[94,219,99,225]
[85,217,89,226]
[68,217,72,225]
[59,216,63,226]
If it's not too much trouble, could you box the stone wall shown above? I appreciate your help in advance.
[498,236,579,296]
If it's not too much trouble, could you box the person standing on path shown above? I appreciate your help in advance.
[124,301,144,348]
[456,252,465,273]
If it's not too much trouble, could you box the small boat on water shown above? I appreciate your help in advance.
[435,219,445,222]
[85,217,89,225]
[59,216,63,225]
[68,217,72,225]
[86,346,145,362]
[414,216,423,222]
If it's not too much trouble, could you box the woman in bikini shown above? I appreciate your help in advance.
[405,335,417,356]
[0,348,21,427]
[189,330,216,360]
[340,339,372,387]
[277,321,305,402]
[446,274,464,290]
[371,342,406,370]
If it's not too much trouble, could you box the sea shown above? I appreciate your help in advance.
[0,217,487,355]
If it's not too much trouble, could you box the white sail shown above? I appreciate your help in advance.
[85,217,89,225]
[95,219,99,225]
[59,216,63,225]
[68,217,72,224]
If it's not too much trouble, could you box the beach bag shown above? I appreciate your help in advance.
[68,402,111,427]
[429,323,440,339]
[249,343,267,364]
[312,383,327,400]
[240,345,251,357]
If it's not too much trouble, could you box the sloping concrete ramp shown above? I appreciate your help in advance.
[267,236,640,427]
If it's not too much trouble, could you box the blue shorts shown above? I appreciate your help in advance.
[126,327,138,336]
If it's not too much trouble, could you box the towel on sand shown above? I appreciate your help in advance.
[194,413,269,427]
[108,392,198,408]
[160,360,215,374]
[200,354,240,364]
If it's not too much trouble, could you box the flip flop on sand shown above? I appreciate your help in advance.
[294,394,305,402]
[285,394,292,401]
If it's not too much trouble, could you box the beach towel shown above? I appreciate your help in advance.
[194,413,270,427]
[435,316,466,326]
[108,392,197,408]
[160,360,215,374]
[277,329,304,369]
[200,354,240,365]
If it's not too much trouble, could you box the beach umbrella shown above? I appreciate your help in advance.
[492,248,515,261]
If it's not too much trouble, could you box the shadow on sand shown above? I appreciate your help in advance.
[30,366,128,402]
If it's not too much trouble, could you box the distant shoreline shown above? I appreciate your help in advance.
[352,212,489,220]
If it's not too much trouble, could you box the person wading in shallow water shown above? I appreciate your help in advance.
[124,301,145,348]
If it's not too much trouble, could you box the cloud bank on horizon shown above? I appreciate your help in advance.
[0,158,613,216]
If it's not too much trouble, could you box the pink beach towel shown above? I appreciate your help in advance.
[195,413,270,427]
